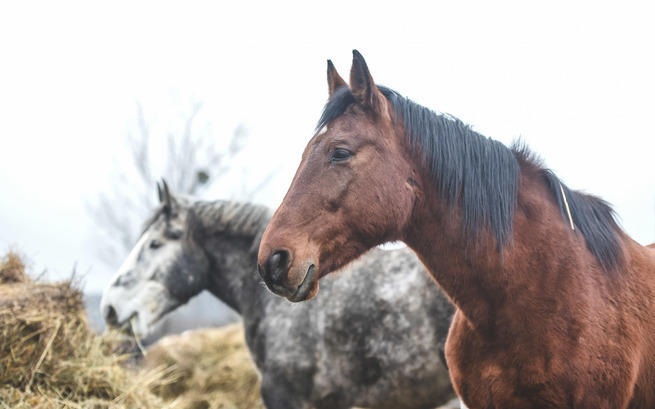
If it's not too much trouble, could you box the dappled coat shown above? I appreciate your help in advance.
[101,190,456,409]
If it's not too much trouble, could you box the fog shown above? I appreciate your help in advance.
[1,0,654,294]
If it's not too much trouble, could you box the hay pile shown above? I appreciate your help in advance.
[0,251,263,409]
[0,252,175,409]
[145,324,264,409]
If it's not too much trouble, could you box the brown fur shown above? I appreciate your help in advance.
[258,51,655,408]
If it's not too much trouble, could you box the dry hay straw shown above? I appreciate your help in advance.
[0,252,177,409]
[145,324,264,409]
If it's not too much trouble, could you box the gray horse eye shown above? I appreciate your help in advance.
[167,229,183,240]
[150,239,163,249]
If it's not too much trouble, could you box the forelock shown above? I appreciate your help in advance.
[316,86,356,131]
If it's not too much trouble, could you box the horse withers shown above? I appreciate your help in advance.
[258,51,655,408]
[101,183,456,409]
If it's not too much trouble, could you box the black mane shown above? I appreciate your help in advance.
[316,86,624,271]
[540,166,623,271]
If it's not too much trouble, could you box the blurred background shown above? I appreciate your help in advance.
[1,0,654,338]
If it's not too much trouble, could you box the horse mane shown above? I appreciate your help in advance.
[192,200,272,249]
[512,143,624,272]
[142,196,272,254]
[316,86,624,272]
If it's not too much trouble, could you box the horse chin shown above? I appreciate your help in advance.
[130,297,179,338]
[287,264,319,302]
[124,313,142,337]
[121,312,152,338]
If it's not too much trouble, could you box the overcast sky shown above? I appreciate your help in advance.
[1,0,654,293]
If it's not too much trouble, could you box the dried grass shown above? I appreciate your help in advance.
[0,251,29,284]
[0,252,177,409]
[145,324,264,409]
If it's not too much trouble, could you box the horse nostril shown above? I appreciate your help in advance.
[266,250,290,284]
[104,305,119,327]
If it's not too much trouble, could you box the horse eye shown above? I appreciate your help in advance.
[330,148,353,162]
[150,239,163,249]
[167,230,183,240]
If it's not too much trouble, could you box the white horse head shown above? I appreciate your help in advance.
[100,181,209,336]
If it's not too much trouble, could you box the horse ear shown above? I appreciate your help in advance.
[349,50,381,111]
[157,182,164,203]
[161,179,175,216]
[327,59,347,97]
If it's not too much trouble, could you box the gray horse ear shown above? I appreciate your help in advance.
[327,59,347,97]
[349,49,382,111]
[157,182,164,203]
[161,179,175,216]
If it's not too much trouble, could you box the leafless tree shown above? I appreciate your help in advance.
[88,101,250,266]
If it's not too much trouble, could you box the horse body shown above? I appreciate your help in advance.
[409,164,655,408]
[101,186,455,409]
[257,51,655,408]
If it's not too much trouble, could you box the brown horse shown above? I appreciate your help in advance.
[258,50,655,408]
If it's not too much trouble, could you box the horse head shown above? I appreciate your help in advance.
[258,51,420,302]
[100,181,210,336]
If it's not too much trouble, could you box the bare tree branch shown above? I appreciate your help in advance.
[87,101,257,267]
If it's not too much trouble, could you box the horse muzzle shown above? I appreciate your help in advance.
[258,249,319,302]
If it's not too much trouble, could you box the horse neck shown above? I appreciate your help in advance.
[404,163,586,334]
[192,200,272,315]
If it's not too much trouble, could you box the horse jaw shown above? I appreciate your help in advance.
[101,280,179,337]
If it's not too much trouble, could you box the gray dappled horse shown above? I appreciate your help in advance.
[101,183,456,409]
